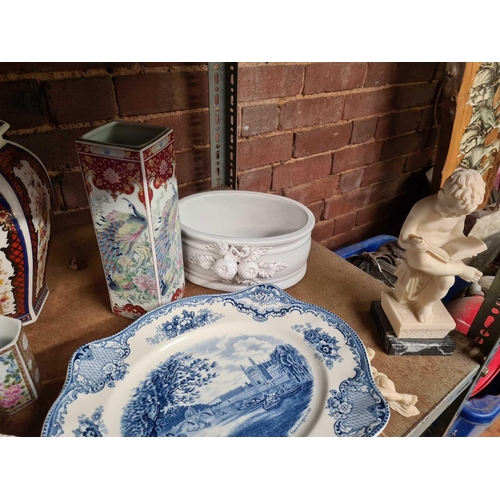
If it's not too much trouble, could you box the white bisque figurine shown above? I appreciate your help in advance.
[382,168,487,339]
[367,348,419,417]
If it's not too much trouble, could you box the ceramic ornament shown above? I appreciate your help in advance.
[42,284,390,437]
[382,168,487,338]
[0,315,40,414]
[180,191,315,292]
[366,347,419,417]
[76,122,185,320]
[0,121,53,325]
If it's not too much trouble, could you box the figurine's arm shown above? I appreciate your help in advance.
[398,202,428,252]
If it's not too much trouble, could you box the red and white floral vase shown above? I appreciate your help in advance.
[76,121,185,320]
[0,121,53,325]
[0,315,40,414]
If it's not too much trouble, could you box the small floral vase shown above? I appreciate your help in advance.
[0,315,40,414]
[0,120,53,325]
[76,121,185,320]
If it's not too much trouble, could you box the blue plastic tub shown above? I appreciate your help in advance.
[333,235,397,259]
[447,371,500,437]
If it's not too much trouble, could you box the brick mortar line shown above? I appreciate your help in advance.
[318,200,327,221]
[0,69,115,83]
[268,149,332,166]
[43,143,212,173]
[110,71,121,119]
[47,167,81,176]
[129,107,209,120]
[337,124,438,146]
[237,103,241,137]
[7,107,211,136]
[329,152,336,176]
[53,207,89,216]
[254,143,437,185]
[361,63,369,88]
[7,119,115,136]
[355,217,391,231]
[324,184,372,201]
[353,213,401,229]
[354,193,406,212]
[237,164,278,176]
[1,64,443,89]
[236,141,437,179]
[55,176,69,210]
[45,143,211,174]
[175,144,210,154]
[238,97,436,114]
[237,127,437,157]
[125,64,208,74]
[0,64,209,83]
[238,125,436,147]
[320,217,390,245]
[341,143,438,175]
[299,65,306,96]
[238,79,444,107]
[238,97,435,117]
[325,182,413,206]
[238,62,310,68]
[178,177,211,188]
[386,142,438,158]
[346,108,354,143]
[279,175,344,194]
[269,162,275,193]
[237,109,438,140]
[240,143,383,173]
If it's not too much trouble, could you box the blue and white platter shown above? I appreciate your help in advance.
[42,284,390,437]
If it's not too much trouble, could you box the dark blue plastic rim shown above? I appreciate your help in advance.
[460,394,500,425]
[333,235,397,259]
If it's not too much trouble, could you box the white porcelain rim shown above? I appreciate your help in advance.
[179,190,315,246]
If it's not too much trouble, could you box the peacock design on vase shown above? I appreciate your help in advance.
[77,121,185,320]
[152,182,184,300]
[96,198,154,304]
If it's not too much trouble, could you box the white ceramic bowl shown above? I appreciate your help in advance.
[179,191,315,291]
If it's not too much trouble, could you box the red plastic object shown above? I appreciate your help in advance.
[446,296,500,397]
[446,296,485,335]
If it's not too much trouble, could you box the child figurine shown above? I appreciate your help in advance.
[393,168,487,323]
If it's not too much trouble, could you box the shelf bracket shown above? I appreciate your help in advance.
[208,62,238,190]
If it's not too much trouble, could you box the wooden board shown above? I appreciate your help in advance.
[0,223,481,437]
[440,62,500,207]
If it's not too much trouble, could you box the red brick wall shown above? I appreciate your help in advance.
[237,62,444,249]
[0,62,444,248]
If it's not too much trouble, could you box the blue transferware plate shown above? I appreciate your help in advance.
[42,284,390,437]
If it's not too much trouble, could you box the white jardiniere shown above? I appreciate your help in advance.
[179,191,315,292]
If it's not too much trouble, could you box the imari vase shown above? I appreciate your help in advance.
[76,121,185,320]
[0,121,53,325]
[0,315,40,414]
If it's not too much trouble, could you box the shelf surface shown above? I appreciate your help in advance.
[0,223,480,437]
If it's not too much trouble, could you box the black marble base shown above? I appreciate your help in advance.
[370,301,456,356]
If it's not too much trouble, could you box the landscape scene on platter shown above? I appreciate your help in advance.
[121,335,314,437]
